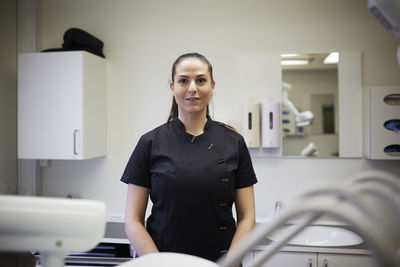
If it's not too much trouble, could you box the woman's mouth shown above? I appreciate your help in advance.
[185,97,200,101]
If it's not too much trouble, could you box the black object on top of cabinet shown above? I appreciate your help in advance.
[41,28,105,58]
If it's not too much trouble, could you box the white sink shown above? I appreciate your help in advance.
[268,225,363,247]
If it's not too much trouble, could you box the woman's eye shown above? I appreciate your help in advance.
[178,79,187,84]
[197,78,206,84]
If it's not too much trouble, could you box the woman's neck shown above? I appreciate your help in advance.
[178,112,208,136]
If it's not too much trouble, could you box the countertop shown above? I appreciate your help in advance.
[255,239,372,255]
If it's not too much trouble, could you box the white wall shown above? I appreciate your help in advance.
[36,0,400,220]
[0,0,17,194]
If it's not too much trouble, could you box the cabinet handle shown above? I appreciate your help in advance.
[308,258,312,267]
[74,129,79,155]
[324,259,328,267]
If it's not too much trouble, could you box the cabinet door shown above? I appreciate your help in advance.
[254,251,317,267]
[18,52,83,159]
[18,51,106,160]
[318,253,375,267]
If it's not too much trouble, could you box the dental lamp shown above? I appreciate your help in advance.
[282,82,314,127]
[0,195,106,267]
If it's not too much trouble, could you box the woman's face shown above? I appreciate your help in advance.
[170,58,215,117]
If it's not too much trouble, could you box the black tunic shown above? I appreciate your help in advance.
[121,117,257,262]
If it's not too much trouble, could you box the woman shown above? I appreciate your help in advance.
[121,53,257,262]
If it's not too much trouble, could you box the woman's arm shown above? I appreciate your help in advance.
[124,183,159,256]
[229,185,256,253]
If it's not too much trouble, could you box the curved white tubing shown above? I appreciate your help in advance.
[250,197,396,267]
[218,170,400,267]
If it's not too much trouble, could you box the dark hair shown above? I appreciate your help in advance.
[167,53,214,124]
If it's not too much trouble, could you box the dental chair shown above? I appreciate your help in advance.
[1,170,399,267]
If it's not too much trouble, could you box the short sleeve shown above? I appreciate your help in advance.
[235,136,258,189]
[120,135,152,188]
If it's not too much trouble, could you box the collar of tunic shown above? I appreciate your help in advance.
[170,116,213,143]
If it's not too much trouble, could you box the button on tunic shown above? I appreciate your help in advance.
[121,117,257,262]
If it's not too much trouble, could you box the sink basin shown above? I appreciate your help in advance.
[268,225,363,247]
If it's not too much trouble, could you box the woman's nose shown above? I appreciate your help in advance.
[188,80,197,93]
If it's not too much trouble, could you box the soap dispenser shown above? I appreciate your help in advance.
[261,102,281,148]
[242,102,261,148]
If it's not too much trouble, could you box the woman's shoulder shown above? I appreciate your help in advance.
[139,122,170,143]
[212,120,244,141]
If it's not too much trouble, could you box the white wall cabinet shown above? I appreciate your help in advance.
[253,250,374,267]
[18,51,107,160]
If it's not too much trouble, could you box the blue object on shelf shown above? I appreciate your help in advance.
[384,144,400,153]
[384,119,400,132]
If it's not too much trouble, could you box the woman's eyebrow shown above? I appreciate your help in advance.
[177,73,208,78]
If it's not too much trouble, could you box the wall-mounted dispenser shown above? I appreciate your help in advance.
[366,86,400,159]
[242,102,261,148]
[261,102,281,148]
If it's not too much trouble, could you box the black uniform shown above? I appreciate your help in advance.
[121,117,257,262]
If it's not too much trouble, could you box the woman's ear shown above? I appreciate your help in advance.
[211,81,215,95]
[170,82,174,93]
